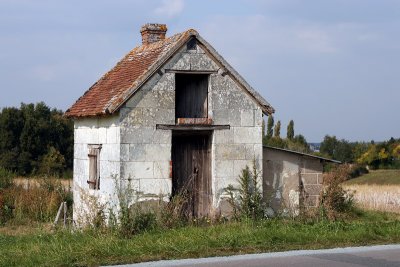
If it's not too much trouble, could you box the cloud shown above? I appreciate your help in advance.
[154,0,184,18]
[295,28,336,53]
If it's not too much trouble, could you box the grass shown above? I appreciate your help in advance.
[344,169,400,185]
[1,210,400,267]
[343,169,400,213]
[343,184,400,213]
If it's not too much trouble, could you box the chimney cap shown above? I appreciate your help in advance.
[140,23,167,33]
[140,23,168,45]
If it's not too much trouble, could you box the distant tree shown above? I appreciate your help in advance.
[274,121,281,138]
[266,115,274,139]
[320,135,355,163]
[320,135,338,159]
[0,102,73,176]
[287,120,294,140]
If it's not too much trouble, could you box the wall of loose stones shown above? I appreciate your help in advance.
[72,115,120,224]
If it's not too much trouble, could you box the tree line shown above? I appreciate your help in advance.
[263,116,310,153]
[319,135,400,169]
[263,116,400,170]
[0,102,73,176]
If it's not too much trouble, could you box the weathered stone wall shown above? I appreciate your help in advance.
[119,43,263,213]
[263,147,323,215]
[72,115,120,224]
[211,73,263,213]
[119,71,174,200]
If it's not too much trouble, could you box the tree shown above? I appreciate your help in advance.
[287,120,294,140]
[266,115,274,139]
[274,121,281,138]
[0,102,73,176]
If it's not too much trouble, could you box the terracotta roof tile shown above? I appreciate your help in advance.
[65,31,189,117]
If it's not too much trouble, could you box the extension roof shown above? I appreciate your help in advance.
[65,29,274,117]
[264,146,341,164]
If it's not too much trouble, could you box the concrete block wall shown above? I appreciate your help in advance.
[72,115,120,224]
[263,147,325,215]
[300,159,324,207]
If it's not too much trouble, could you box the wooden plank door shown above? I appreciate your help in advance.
[172,132,211,217]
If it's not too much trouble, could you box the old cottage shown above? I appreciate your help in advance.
[66,24,274,223]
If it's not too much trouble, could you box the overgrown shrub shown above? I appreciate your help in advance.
[225,161,264,221]
[348,164,369,179]
[113,177,160,237]
[319,165,354,220]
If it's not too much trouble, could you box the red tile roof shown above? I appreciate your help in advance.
[65,30,192,117]
[65,29,274,117]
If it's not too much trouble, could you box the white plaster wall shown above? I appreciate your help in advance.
[72,115,120,225]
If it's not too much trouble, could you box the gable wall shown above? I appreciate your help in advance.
[117,42,263,213]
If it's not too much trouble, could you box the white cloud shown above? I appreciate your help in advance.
[295,28,336,53]
[154,0,184,18]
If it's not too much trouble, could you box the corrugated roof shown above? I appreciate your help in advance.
[65,28,274,117]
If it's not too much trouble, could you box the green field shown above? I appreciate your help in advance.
[1,211,400,267]
[344,169,400,185]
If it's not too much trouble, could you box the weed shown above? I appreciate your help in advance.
[225,161,264,221]
[319,165,354,220]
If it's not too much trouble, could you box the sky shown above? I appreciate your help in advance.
[0,0,399,142]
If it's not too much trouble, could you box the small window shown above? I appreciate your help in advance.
[187,38,197,50]
[88,144,101,190]
[175,74,208,119]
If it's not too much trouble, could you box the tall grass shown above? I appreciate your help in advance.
[1,178,72,225]
[1,211,400,266]
[343,184,400,214]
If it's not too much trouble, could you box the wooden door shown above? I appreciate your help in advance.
[172,132,211,217]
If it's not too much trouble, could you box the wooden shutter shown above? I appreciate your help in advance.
[88,145,101,190]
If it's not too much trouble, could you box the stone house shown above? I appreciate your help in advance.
[65,23,275,223]
[263,146,340,215]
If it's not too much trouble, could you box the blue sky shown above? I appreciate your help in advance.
[0,0,399,142]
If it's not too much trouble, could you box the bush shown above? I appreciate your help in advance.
[225,161,264,221]
[348,164,369,179]
[319,165,354,220]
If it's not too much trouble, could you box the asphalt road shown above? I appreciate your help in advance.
[112,244,400,267]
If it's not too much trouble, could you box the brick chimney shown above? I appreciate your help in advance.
[140,23,167,45]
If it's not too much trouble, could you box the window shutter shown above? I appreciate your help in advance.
[88,145,102,190]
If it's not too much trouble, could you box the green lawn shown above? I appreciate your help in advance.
[1,211,400,267]
[344,169,400,185]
